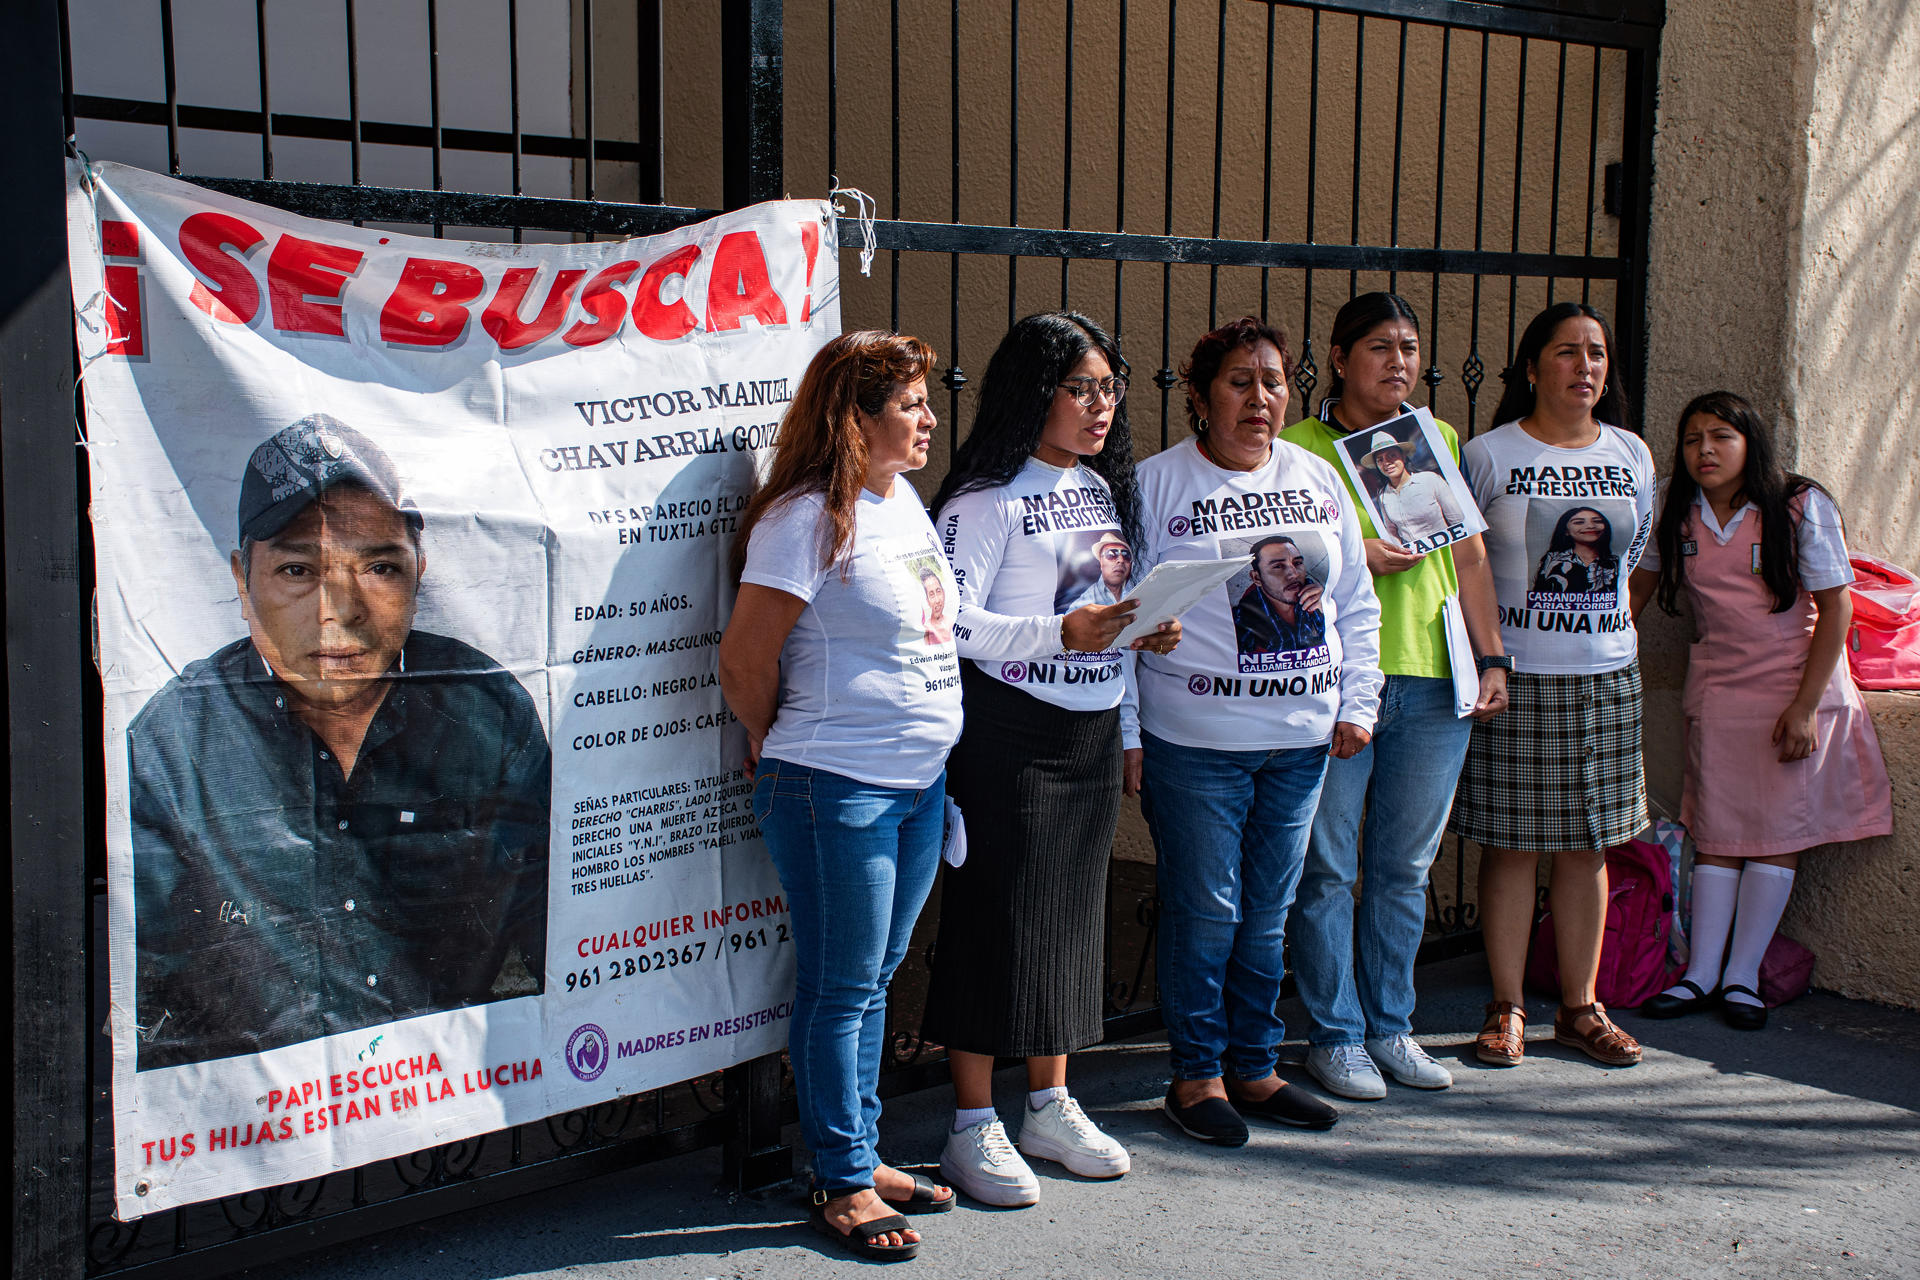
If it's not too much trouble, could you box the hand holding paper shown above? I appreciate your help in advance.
[1113,558,1246,648]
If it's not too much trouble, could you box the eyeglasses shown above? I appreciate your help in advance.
[1057,376,1129,407]
[1099,547,1132,561]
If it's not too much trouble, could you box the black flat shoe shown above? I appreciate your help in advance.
[1721,985,1768,1031]
[1230,1082,1340,1131]
[1163,1089,1250,1147]
[1639,979,1720,1019]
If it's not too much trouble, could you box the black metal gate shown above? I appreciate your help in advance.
[3,2,1662,1277]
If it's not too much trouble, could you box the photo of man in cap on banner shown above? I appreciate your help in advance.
[128,414,551,1071]
[1331,407,1487,555]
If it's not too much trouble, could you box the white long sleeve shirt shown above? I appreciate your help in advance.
[936,458,1139,745]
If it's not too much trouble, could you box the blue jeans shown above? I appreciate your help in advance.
[1290,675,1472,1046]
[751,758,945,1190]
[1140,731,1329,1081]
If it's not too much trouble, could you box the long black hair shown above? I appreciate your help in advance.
[1545,506,1616,559]
[1653,390,1832,615]
[1490,302,1632,431]
[931,311,1145,556]
[1325,291,1420,405]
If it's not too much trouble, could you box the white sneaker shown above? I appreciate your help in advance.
[1305,1043,1388,1100]
[1017,1095,1131,1179]
[1365,1033,1454,1090]
[940,1116,1040,1207]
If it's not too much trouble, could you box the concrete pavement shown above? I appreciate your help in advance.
[256,955,1920,1280]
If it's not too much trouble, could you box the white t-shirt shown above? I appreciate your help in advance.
[1133,437,1383,750]
[1377,470,1466,543]
[1460,421,1656,675]
[935,458,1138,743]
[1639,485,1854,591]
[740,484,964,789]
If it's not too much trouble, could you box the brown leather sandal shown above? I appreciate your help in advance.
[1475,1001,1527,1067]
[1553,1001,1642,1067]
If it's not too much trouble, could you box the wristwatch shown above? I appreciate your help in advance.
[1476,654,1514,673]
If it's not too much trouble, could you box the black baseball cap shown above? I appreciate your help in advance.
[237,414,423,545]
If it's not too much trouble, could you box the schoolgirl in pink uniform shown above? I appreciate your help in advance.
[1629,391,1892,1030]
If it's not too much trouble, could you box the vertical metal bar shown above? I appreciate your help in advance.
[1545,40,1567,303]
[1466,30,1490,438]
[1348,13,1364,298]
[581,0,595,204]
[636,0,663,203]
[1617,42,1660,428]
[3,5,89,1276]
[1060,0,1073,306]
[1259,1,1275,315]
[1386,19,1408,294]
[947,0,962,450]
[1158,0,1178,451]
[1582,43,1601,305]
[428,0,444,235]
[1505,38,1527,367]
[1113,0,1127,337]
[160,0,180,173]
[721,0,784,208]
[1207,0,1226,325]
[1298,10,1321,406]
[1426,24,1451,407]
[56,0,75,140]
[890,0,901,330]
[508,0,523,242]
[256,0,274,178]
[345,0,361,185]
[826,0,838,182]
[1007,0,1020,328]
[721,1057,792,1193]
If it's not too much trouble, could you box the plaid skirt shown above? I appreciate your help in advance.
[1448,661,1648,853]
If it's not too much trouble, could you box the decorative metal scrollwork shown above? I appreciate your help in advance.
[1292,340,1318,406]
[1462,350,1485,403]
[941,365,968,392]
[85,1216,145,1268]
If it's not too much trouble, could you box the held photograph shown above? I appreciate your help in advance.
[1331,407,1487,554]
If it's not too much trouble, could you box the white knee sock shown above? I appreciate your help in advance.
[1663,864,1740,998]
[1721,863,1796,1007]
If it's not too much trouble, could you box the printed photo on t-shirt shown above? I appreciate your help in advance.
[1330,407,1486,553]
[1524,499,1635,612]
[1221,531,1333,673]
[900,549,955,646]
[1057,528,1133,612]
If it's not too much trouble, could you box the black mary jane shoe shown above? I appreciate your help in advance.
[1163,1089,1250,1147]
[879,1170,956,1214]
[1639,979,1720,1019]
[1720,985,1769,1031]
[808,1188,921,1262]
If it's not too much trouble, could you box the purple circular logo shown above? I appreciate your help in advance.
[1187,674,1211,695]
[1167,516,1192,538]
[1001,662,1027,683]
[566,1023,610,1082]
[1321,499,1342,522]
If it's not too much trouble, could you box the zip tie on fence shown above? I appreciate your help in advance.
[829,185,877,278]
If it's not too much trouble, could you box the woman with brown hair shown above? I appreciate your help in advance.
[719,330,964,1260]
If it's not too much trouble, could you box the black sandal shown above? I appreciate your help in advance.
[809,1189,921,1262]
[879,1170,955,1214]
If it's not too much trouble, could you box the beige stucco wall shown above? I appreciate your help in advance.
[1644,0,1920,1008]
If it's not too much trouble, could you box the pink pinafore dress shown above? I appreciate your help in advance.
[1680,502,1893,857]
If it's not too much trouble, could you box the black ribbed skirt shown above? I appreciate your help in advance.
[921,661,1122,1058]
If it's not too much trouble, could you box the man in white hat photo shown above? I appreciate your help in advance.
[1356,429,1465,550]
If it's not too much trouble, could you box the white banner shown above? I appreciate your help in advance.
[67,162,835,1219]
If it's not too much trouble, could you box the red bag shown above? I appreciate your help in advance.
[1846,554,1920,689]
[1526,840,1682,1007]
[1758,934,1816,1007]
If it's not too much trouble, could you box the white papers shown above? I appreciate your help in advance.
[1331,407,1488,554]
[1113,557,1246,647]
[1441,594,1480,718]
[941,796,968,868]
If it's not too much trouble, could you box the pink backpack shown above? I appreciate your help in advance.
[1846,554,1920,690]
[1526,840,1681,1006]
